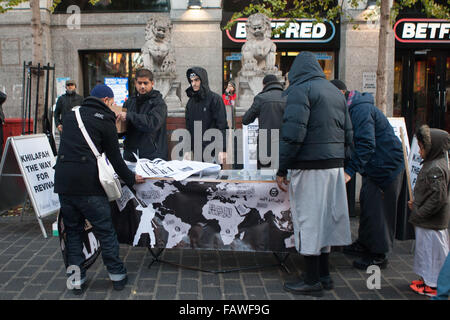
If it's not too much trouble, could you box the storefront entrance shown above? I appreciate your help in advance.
[395,50,450,139]
[393,16,450,139]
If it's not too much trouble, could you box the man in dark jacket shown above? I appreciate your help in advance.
[0,90,6,152]
[117,69,168,161]
[54,84,144,294]
[276,52,353,297]
[331,79,405,270]
[185,67,228,163]
[242,74,286,169]
[54,79,83,133]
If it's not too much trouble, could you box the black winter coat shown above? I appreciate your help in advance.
[54,97,135,196]
[344,90,404,188]
[185,67,228,161]
[54,91,84,127]
[122,89,168,161]
[242,81,286,164]
[278,52,353,175]
[409,127,450,230]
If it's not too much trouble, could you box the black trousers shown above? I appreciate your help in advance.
[358,171,404,254]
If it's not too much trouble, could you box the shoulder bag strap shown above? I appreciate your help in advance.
[73,106,101,159]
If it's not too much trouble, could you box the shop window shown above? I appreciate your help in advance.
[393,59,403,117]
[80,51,144,104]
[53,0,169,13]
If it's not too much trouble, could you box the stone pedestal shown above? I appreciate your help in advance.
[153,72,183,117]
[235,71,283,116]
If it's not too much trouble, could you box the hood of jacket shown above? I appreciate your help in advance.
[284,51,325,95]
[346,90,375,109]
[81,96,116,121]
[418,125,450,162]
[186,66,211,100]
[262,81,284,93]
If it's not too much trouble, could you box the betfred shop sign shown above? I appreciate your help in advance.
[394,18,450,43]
[225,18,336,43]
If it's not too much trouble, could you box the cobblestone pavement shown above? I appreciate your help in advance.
[0,210,428,301]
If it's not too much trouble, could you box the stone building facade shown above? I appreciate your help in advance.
[0,0,395,120]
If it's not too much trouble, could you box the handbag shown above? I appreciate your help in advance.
[73,106,123,201]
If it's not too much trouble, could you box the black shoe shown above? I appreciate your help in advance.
[353,255,388,270]
[283,280,324,297]
[343,241,369,257]
[112,275,128,291]
[298,273,334,290]
[70,281,87,296]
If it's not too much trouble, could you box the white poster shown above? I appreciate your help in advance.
[243,118,259,170]
[362,72,377,95]
[388,117,410,156]
[408,136,423,191]
[104,77,129,106]
[12,135,60,218]
[56,77,70,99]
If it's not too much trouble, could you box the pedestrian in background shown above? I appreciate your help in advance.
[54,84,145,295]
[54,79,83,133]
[185,66,228,164]
[408,125,449,298]
[242,74,286,169]
[277,52,353,297]
[222,81,236,129]
[331,79,405,270]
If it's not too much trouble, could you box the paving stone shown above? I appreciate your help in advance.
[0,292,18,300]
[202,287,223,300]
[136,279,156,293]
[202,274,220,286]
[158,273,178,285]
[333,287,359,300]
[0,271,15,286]
[358,292,382,300]
[224,294,246,300]
[269,293,292,300]
[241,274,263,286]
[181,268,200,279]
[376,285,405,300]
[16,285,42,299]
[2,260,26,272]
[179,293,199,300]
[180,279,198,293]
[2,277,29,292]
[85,291,109,300]
[133,294,153,300]
[30,272,54,285]
[245,287,268,300]
[262,279,284,293]
[109,286,133,300]
[38,292,63,300]
[155,285,177,300]
[46,278,68,292]
[223,280,243,294]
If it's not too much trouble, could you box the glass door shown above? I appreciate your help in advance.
[410,50,449,135]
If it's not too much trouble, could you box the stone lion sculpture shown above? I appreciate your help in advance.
[142,17,176,73]
[241,13,277,73]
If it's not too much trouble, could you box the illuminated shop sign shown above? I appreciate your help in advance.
[226,18,336,43]
[394,18,450,43]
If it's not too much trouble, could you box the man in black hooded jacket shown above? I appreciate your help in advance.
[185,67,228,163]
[118,69,168,161]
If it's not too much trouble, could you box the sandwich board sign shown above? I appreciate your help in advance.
[0,134,60,238]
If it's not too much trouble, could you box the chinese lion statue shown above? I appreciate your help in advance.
[241,13,278,73]
[142,17,176,73]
